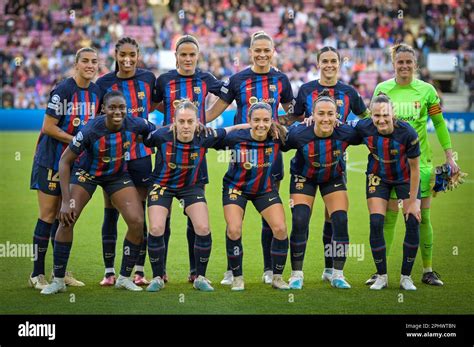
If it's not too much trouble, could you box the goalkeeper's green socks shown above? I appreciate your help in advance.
[420,208,433,271]
[383,209,399,256]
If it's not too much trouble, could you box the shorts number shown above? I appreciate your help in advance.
[150,184,167,196]
[47,169,60,182]
[368,174,381,187]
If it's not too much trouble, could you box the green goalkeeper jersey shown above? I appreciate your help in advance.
[373,78,443,168]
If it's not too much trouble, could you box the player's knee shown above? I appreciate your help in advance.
[39,206,58,223]
[149,225,165,237]
[369,213,385,238]
[226,225,242,240]
[272,224,287,239]
[193,222,210,235]
[291,204,311,232]
[127,214,144,233]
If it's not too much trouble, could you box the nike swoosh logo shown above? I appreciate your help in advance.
[246,87,254,91]
[309,154,319,157]
[142,178,150,182]
[123,180,131,184]
[197,196,204,199]
[334,184,343,187]
[166,152,175,155]
[268,197,278,202]
[99,148,109,152]
[170,89,180,94]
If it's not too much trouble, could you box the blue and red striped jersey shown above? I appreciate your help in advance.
[294,80,366,122]
[219,67,294,124]
[34,77,101,170]
[214,129,282,194]
[143,127,226,189]
[283,124,362,183]
[96,69,156,160]
[354,119,420,184]
[69,116,156,177]
[154,69,223,125]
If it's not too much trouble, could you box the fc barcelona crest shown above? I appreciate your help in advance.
[390,149,399,155]
[414,101,421,109]
[269,85,276,92]
[265,147,273,155]
[295,183,304,190]
[190,152,198,160]
[138,91,145,99]
[48,182,57,191]
[333,149,341,157]
[336,99,343,106]
[123,141,131,149]
[194,87,201,94]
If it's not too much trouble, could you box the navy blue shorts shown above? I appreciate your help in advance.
[30,163,61,196]
[222,187,282,213]
[147,184,206,210]
[366,174,421,200]
[127,156,152,187]
[71,168,135,197]
[271,151,284,182]
[289,174,347,197]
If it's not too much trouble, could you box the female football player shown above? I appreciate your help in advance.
[96,37,156,286]
[206,31,294,285]
[29,47,101,290]
[284,89,362,289]
[366,43,459,287]
[40,91,156,295]
[142,101,248,292]
[355,93,421,290]
[215,102,290,291]
[153,35,224,283]
[292,46,369,283]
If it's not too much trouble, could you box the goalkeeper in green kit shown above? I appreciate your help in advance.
[366,43,459,286]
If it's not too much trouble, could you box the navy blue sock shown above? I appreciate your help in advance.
[271,237,289,275]
[119,238,140,277]
[187,218,196,274]
[148,234,166,278]
[50,219,59,249]
[32,219,52,277]
[290,205,310,271]
[331,210,349,271]
[322,221,333,268]
[53,240,72,278]
[370,214,387,275]
[102,208,119,273]
[402,214,420,276]
[226,235,243,276]
[135,201,147,276]
[163,216,171,274]
[194,234,212,277]
[261,218,273,272]
[226,227,231,271]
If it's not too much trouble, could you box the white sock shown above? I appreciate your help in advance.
[332,269,343,278]
[135,265,144,273]
[423,267,432,274]
[105,268,115,275]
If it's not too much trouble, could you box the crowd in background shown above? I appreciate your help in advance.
[1,0,472,109]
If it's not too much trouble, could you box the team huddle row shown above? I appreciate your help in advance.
[29,32,458,295]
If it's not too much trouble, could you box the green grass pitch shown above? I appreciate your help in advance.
[0,132,472,314]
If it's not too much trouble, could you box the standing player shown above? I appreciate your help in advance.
[153,35,224,283]
[96,37,156,286]
[206,31,294,285]
[283,90,362,289]
[29,47,101,290]
[216,102,290,291]
[290,46,369,283]
[355,94,421,290]
[40,91,156,295]
[366,44,459,286]
[141,101,247,292]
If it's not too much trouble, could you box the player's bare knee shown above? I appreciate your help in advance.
[226,225,242,240]
[194,223,210,235]
[149,225,165,237]
[272,224,287,239]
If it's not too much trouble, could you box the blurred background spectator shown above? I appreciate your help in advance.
[0,0,472,110]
